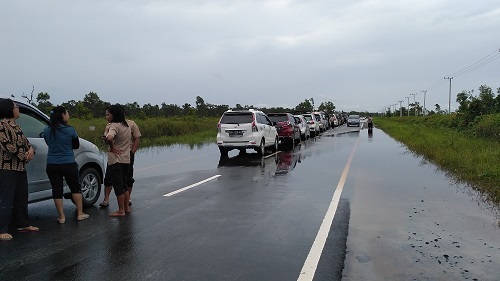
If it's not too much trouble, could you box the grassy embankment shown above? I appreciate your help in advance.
[70,116,219,150]
[375,115,500,205]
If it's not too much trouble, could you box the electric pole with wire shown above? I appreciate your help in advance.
[420,90,427,116]
[410,93,417,116]
[444,77,453,114]
[399,100,403,117]
[406,97,410,116]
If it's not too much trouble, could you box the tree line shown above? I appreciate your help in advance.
[385,84,500,118]
[17,91,349,119]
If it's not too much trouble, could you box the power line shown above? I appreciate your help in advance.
[424,48,500,92]
[449,49,500,77]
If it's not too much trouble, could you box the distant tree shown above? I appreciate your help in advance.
[21,85,35,105]
[318,101,335,114]
[182,103,195,115]
[73,101,93,119]
[434,104,440,112]
[123,102,141,117]
[295,99,313,112]
[36,92,53,114]
[195,96,208,117]
[142,103,160,117]
[83,92,105,118]
[161,103,183,116]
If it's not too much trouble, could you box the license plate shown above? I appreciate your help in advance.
[227,130,243,137]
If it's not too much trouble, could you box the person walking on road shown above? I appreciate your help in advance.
[0,98,38,241]
[43,106,89,224]
[102,105,131,217]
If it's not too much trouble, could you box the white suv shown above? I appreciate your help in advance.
[217,109,278,156]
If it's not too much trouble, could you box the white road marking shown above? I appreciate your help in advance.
[297,138,359,281]
[163,175,221,197]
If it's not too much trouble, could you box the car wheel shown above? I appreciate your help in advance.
[80,167,102,207]
[256,139,265,156]
[270,137,278,153]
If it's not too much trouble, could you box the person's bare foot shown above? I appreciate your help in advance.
[109,211,126,217]
[125,208,131,213]
[0,233,13,240]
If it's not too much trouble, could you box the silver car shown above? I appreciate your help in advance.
[10,97,105,206]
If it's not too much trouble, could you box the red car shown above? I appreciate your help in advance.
[267,113,301,149]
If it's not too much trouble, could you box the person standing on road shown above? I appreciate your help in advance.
[100,118,141,208]
[43,106,89,224]
[102,104,131,217]
[368,115,373,130]
[0,98,38,241]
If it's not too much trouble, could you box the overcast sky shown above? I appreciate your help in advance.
[2,0,499,113]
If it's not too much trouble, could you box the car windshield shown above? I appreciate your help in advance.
[303,115,313,121]
[349,115,360,119]
[268,115,288,122]
[220,113,253,124]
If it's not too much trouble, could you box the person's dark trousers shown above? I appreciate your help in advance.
[0,170,29,232]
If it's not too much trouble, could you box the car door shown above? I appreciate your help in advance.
[16,105,52,195]
[262,114,276,145]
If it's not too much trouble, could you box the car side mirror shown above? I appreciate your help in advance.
[272,121,277,126]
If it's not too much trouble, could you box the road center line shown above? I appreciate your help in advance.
[163,175,221,197]
[297,137,359,281]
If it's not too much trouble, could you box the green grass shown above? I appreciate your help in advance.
[70,116,218,149]
[375,117,500,204]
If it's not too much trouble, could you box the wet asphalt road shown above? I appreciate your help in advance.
[1,124,500,281]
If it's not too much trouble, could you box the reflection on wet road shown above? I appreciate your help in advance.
[1,125,500,281]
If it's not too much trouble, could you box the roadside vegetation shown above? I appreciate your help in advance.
[375,84,500,205]
[71,116,219,150]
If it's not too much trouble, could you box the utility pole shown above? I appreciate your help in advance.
[399,100,403,117]
[420,90,427,116]
[405,96,410,116]
[444,77,453,114]
[410,93,417,116]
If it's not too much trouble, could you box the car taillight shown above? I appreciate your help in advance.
[217,122,221,133]
[252,121,258,132]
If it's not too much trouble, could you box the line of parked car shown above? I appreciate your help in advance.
[216,109,340,157]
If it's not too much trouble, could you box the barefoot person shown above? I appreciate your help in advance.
[0,98,38,241]
[100,118,141,208]
[103,104,131,217]
[43,106,89,223]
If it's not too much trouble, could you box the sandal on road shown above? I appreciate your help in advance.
[17,226,39,232]
[99,201,109,208]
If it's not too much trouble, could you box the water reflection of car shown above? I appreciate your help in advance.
[275,151,301,175]
[218,152,266,167]
[347,114,361,127]
[293,114,310,141]
[8,97,106,206]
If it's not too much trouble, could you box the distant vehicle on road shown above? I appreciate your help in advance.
[347,115,361,127]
